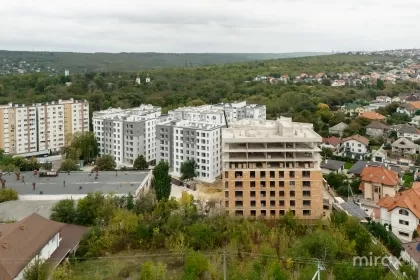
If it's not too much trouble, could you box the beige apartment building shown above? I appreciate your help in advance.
[223,117,324,219]
[0,99,89,156]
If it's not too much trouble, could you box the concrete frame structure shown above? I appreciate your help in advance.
[93,105,161,166]
[0,99,88,156]
[168,101,266,126]
[156,119,223,182]
[222,117,324,219]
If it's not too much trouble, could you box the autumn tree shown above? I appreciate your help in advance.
[152,161,172,201]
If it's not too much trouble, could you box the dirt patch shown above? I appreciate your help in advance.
[195,179,223,200]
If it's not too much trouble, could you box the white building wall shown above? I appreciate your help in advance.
[14,233,61,280]
[398,132,420,141]
[3,108,10,153]
[37,103,65,152]
[380,206,418,242]
[342,139,368,154]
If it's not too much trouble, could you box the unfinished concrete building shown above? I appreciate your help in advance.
[222,117,324,219]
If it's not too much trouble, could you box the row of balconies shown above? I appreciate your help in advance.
[224,161,317,170]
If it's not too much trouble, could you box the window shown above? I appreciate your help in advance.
[399,231,410,237]
[290,191,295,197]
[399,209,409,216]
[289,171,295,178]
[399,220,409,226]
[290,200,295,207]
[279,200,285,206]
[303,210,311,216]
[303,200,311,206]
[279,191,285,197]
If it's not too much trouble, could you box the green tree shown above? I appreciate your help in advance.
[23,258,48,280]
[52,262,75,280]
[63,132,98,163]
[182,251,209,280]
[180,159,198,180]
[377,79,385,90]
[50,199,76,224]
[152,161,172,201]
[95,155,116,171]
[0,188,18,203]
[59,159,79,171]
[133,155,148,170]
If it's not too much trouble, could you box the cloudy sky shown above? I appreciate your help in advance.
[1,0,419,53]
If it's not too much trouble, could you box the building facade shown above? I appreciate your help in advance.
[156,119,222,182]
[168,101,266,126]
[0,99,88,156]
[93,105,161,166]
[222,117,324,219]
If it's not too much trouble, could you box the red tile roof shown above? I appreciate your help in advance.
[322,136,341,147]
[361,166,399,187]
[342,134,369,146]
[359,111,386,120]
[377,183,420,219]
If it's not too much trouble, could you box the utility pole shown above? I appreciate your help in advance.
[223,249,227,280]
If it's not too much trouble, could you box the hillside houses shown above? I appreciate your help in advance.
[366,121,389,137]
[337,134,370,160]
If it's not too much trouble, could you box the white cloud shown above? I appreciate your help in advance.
[0,0,419,52]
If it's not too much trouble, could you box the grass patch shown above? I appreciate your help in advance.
[403,174,414,188]
[344,162,354,169]
[70,250,184,280]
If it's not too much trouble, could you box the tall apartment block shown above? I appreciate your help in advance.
[222,117,324,219]
[168,101,266,126]
[38,98,89,152]
[156,119,222,182]
[93,105,161,166]
[0,99,89,156]
[0,104,37,155]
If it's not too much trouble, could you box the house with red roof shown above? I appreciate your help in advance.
[359,166,399,203]
[377,182,420,241]
[320,136,341,151]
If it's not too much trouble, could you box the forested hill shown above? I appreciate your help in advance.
[0,50,329,74]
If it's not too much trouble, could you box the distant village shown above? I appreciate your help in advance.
[251,58,420,87]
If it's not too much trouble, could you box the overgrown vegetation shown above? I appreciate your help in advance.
[46,191,404,280]
[0,188,18,203]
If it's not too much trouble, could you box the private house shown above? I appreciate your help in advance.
[338,134,369,160]
[329,122,348,137]
[391,137,419,155]
[397,102,420,116]
[0,213,88,280]
[331,80,346,87]
[377,183,420,241]
[348,161,402,177]
[397,126,420,141]
[359,111,386,121]
[320,136,341,151]
[410,115,420,127]
[372,147,388,163]
[340,103,365,116]
[376,96,392,103]
[401,238,420,269]
[359,166,399,203]
[320,159,345,174]
[366,121,389,137]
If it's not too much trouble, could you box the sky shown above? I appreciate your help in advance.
[1,0,420,53]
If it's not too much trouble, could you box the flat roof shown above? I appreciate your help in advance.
[3,171,148,195]
[223,118,321,141]
[0,200,57,221]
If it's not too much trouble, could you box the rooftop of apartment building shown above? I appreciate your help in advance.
[92,105,161,120]
[3,171,148,195]
[159,119,223,131]
[0,98,88,109]
[169,101,265,114]
[223,117,321,141]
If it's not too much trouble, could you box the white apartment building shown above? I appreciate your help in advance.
[168,101,266,126]
[93,105,161,166]
[156,119,222,182]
